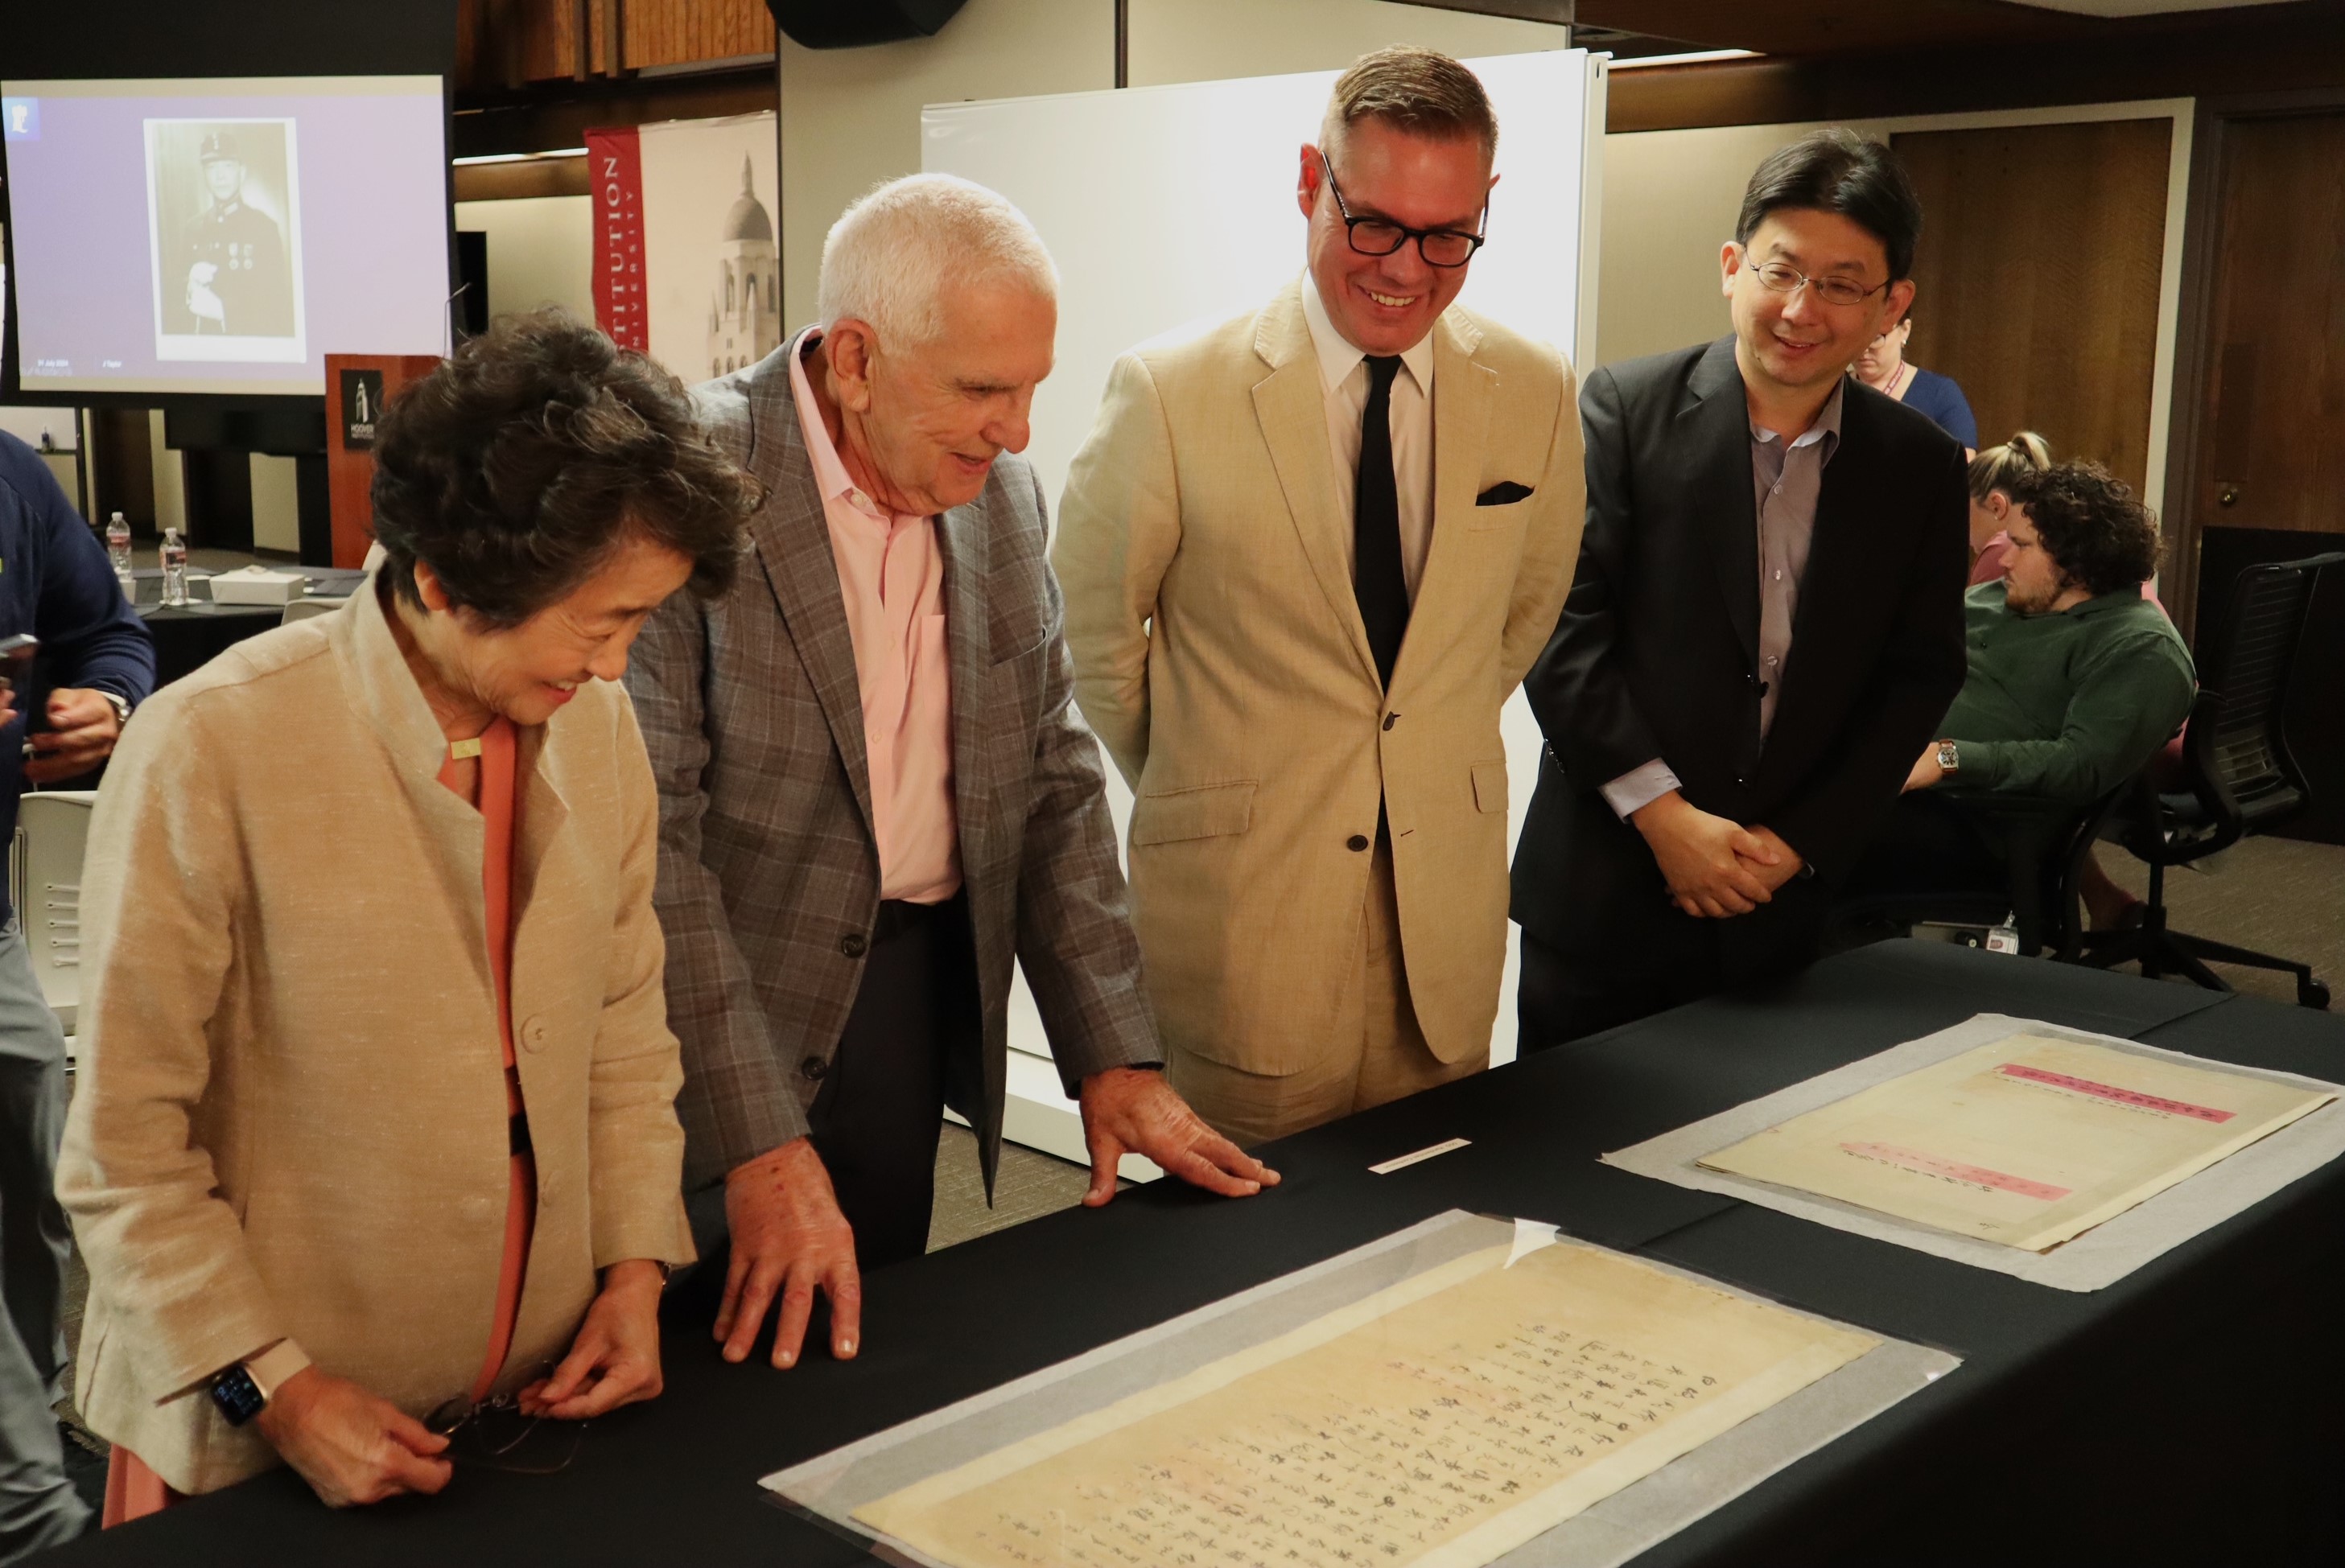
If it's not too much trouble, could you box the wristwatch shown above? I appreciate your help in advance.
[1935,740,1961,778]
[208,1340,311,1427]
[95,690,132,729]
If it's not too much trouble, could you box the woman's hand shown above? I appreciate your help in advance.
[519,1259,666,1420]
[253,1366,452,1508]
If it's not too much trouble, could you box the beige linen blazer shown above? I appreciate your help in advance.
[56,581,694,1495]
[1053,282,1584,1076]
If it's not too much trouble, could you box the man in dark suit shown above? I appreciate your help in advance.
[627,175,1272,1379]
[1511,130,1969,1047]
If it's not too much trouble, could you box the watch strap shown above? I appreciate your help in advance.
[244,1339,311,1403]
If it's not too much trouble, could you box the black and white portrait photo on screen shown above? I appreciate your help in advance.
[143,117,306,360]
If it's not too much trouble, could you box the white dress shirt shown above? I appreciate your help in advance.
[1299,272,1437,602]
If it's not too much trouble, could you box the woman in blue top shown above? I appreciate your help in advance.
[1856,311,1977,456]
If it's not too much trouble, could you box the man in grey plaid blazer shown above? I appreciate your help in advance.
[625,175,1275,1375]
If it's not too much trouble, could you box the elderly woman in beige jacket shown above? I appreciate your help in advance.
[57,311,758,1512]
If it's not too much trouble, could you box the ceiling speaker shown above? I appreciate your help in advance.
[765,0,967,49]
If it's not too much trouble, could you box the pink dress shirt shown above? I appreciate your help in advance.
[790,336,961,904]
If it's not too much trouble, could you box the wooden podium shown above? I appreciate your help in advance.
[324,353,443,569]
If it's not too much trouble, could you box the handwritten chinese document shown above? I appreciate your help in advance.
[855,1241,1876,1568]
[1700,1033,2334,1253]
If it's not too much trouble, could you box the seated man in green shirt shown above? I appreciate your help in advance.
[1847,460,2194,910]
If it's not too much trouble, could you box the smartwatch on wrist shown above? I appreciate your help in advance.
[208,1340,308,1427]
[209,1364,267,1426]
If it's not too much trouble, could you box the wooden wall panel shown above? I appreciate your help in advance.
[2195,112,2345,536]
[1894,118,2170,496]
[623,0,774,70]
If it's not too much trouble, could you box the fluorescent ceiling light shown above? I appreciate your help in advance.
[1607,48,1762,70]
[2001,0,2295,13]
[451,147,587,166]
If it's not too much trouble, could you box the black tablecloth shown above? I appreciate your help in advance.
[133,570,365,688]
[46,942,2345,1566]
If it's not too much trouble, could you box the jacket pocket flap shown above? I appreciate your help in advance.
[1132,780,1259,846]
[1471,759,1508,814]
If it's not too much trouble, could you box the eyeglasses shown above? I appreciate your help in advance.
[1745,259,1889,308]
[1319,154,1486,269]
[426,1373,587,1476]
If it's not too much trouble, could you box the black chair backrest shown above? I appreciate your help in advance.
[2190,552,2345,822]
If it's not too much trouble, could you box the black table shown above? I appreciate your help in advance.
[131,570,365,688]
[48,942,2345,1566]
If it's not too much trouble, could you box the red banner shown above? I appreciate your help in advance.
[587,126,647,351]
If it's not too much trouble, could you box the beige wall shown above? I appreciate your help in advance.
[777,0,1111,329]
[248,455,302,554]
[455,195,597,323]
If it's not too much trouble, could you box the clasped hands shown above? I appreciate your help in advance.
[1631,788,1803,919]
[715,1066,1276,1371]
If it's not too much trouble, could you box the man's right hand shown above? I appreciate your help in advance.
[252,1366,451,1508]
[1631,789,1778,919]
[717,1138,861,1370]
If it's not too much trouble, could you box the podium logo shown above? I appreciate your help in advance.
[341,368,385,451]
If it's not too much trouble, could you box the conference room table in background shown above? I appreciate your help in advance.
[46,942,2345,1566]
[130,568,366,688]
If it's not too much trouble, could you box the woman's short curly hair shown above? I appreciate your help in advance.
[370,309,759,628]
[2006,460,2163,600]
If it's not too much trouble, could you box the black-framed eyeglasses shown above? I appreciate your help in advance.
[1319,153,1486,269]
[1745,259,1888,309]
[426,1372,587,1477]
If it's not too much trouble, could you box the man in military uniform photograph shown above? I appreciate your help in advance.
[179,131,293,337]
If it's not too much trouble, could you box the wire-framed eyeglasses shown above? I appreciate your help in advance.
[1319,153,1487,269]
[425,1372,587,1477]
[1744,259,1889,308]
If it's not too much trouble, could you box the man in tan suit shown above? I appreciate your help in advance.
[1053,48,1584,1144]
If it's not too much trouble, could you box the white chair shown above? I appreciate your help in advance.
[13,790,97,1052]
[281,596,346,624]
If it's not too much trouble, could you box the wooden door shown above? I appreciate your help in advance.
[1893,118,2172,492]
[2189,112,2345,539]
[2171,106,2345,843]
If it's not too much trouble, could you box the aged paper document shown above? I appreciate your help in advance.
[855,1240,1876,1568]
[1699,1032,2335,1253]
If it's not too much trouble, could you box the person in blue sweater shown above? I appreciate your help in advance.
[1855,309,1977,456]
[0,428,154,1558]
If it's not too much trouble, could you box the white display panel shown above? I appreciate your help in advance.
[923,51,1605,1099]
[3,76,450,397]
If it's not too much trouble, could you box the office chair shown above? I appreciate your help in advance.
[2079,551,2344,1009]
[1825,783,2129,960]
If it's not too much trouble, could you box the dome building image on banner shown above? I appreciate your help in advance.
[709,154,778,377]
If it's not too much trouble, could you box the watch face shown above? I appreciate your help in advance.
[210,1366,267,1426]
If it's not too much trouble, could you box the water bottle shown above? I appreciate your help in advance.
[1985,912,2022,956]
[106,512,134,599]
[159,526,190,608]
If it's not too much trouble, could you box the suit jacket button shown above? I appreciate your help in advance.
[802,1056,828,1082]
[840,932,868,959]
[1346,833,1370,852]
[1733,775,1746,787]
[1382,713,1399,730]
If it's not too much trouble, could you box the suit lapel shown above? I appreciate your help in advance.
[1250,283,1380,689]
[745,333,876,839]
[937,496,991,871]
[1770,387,1873,759]
[1684,337,1761,667]
[1400,308,1495,690]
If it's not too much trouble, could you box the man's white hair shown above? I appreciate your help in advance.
[816,173,1057,346]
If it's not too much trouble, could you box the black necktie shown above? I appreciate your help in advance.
[1354,355,1408,690]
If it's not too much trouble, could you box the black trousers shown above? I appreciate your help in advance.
[1516,879,1832,1053]
[1840,792,2010,904]
[686,892,983,1282]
